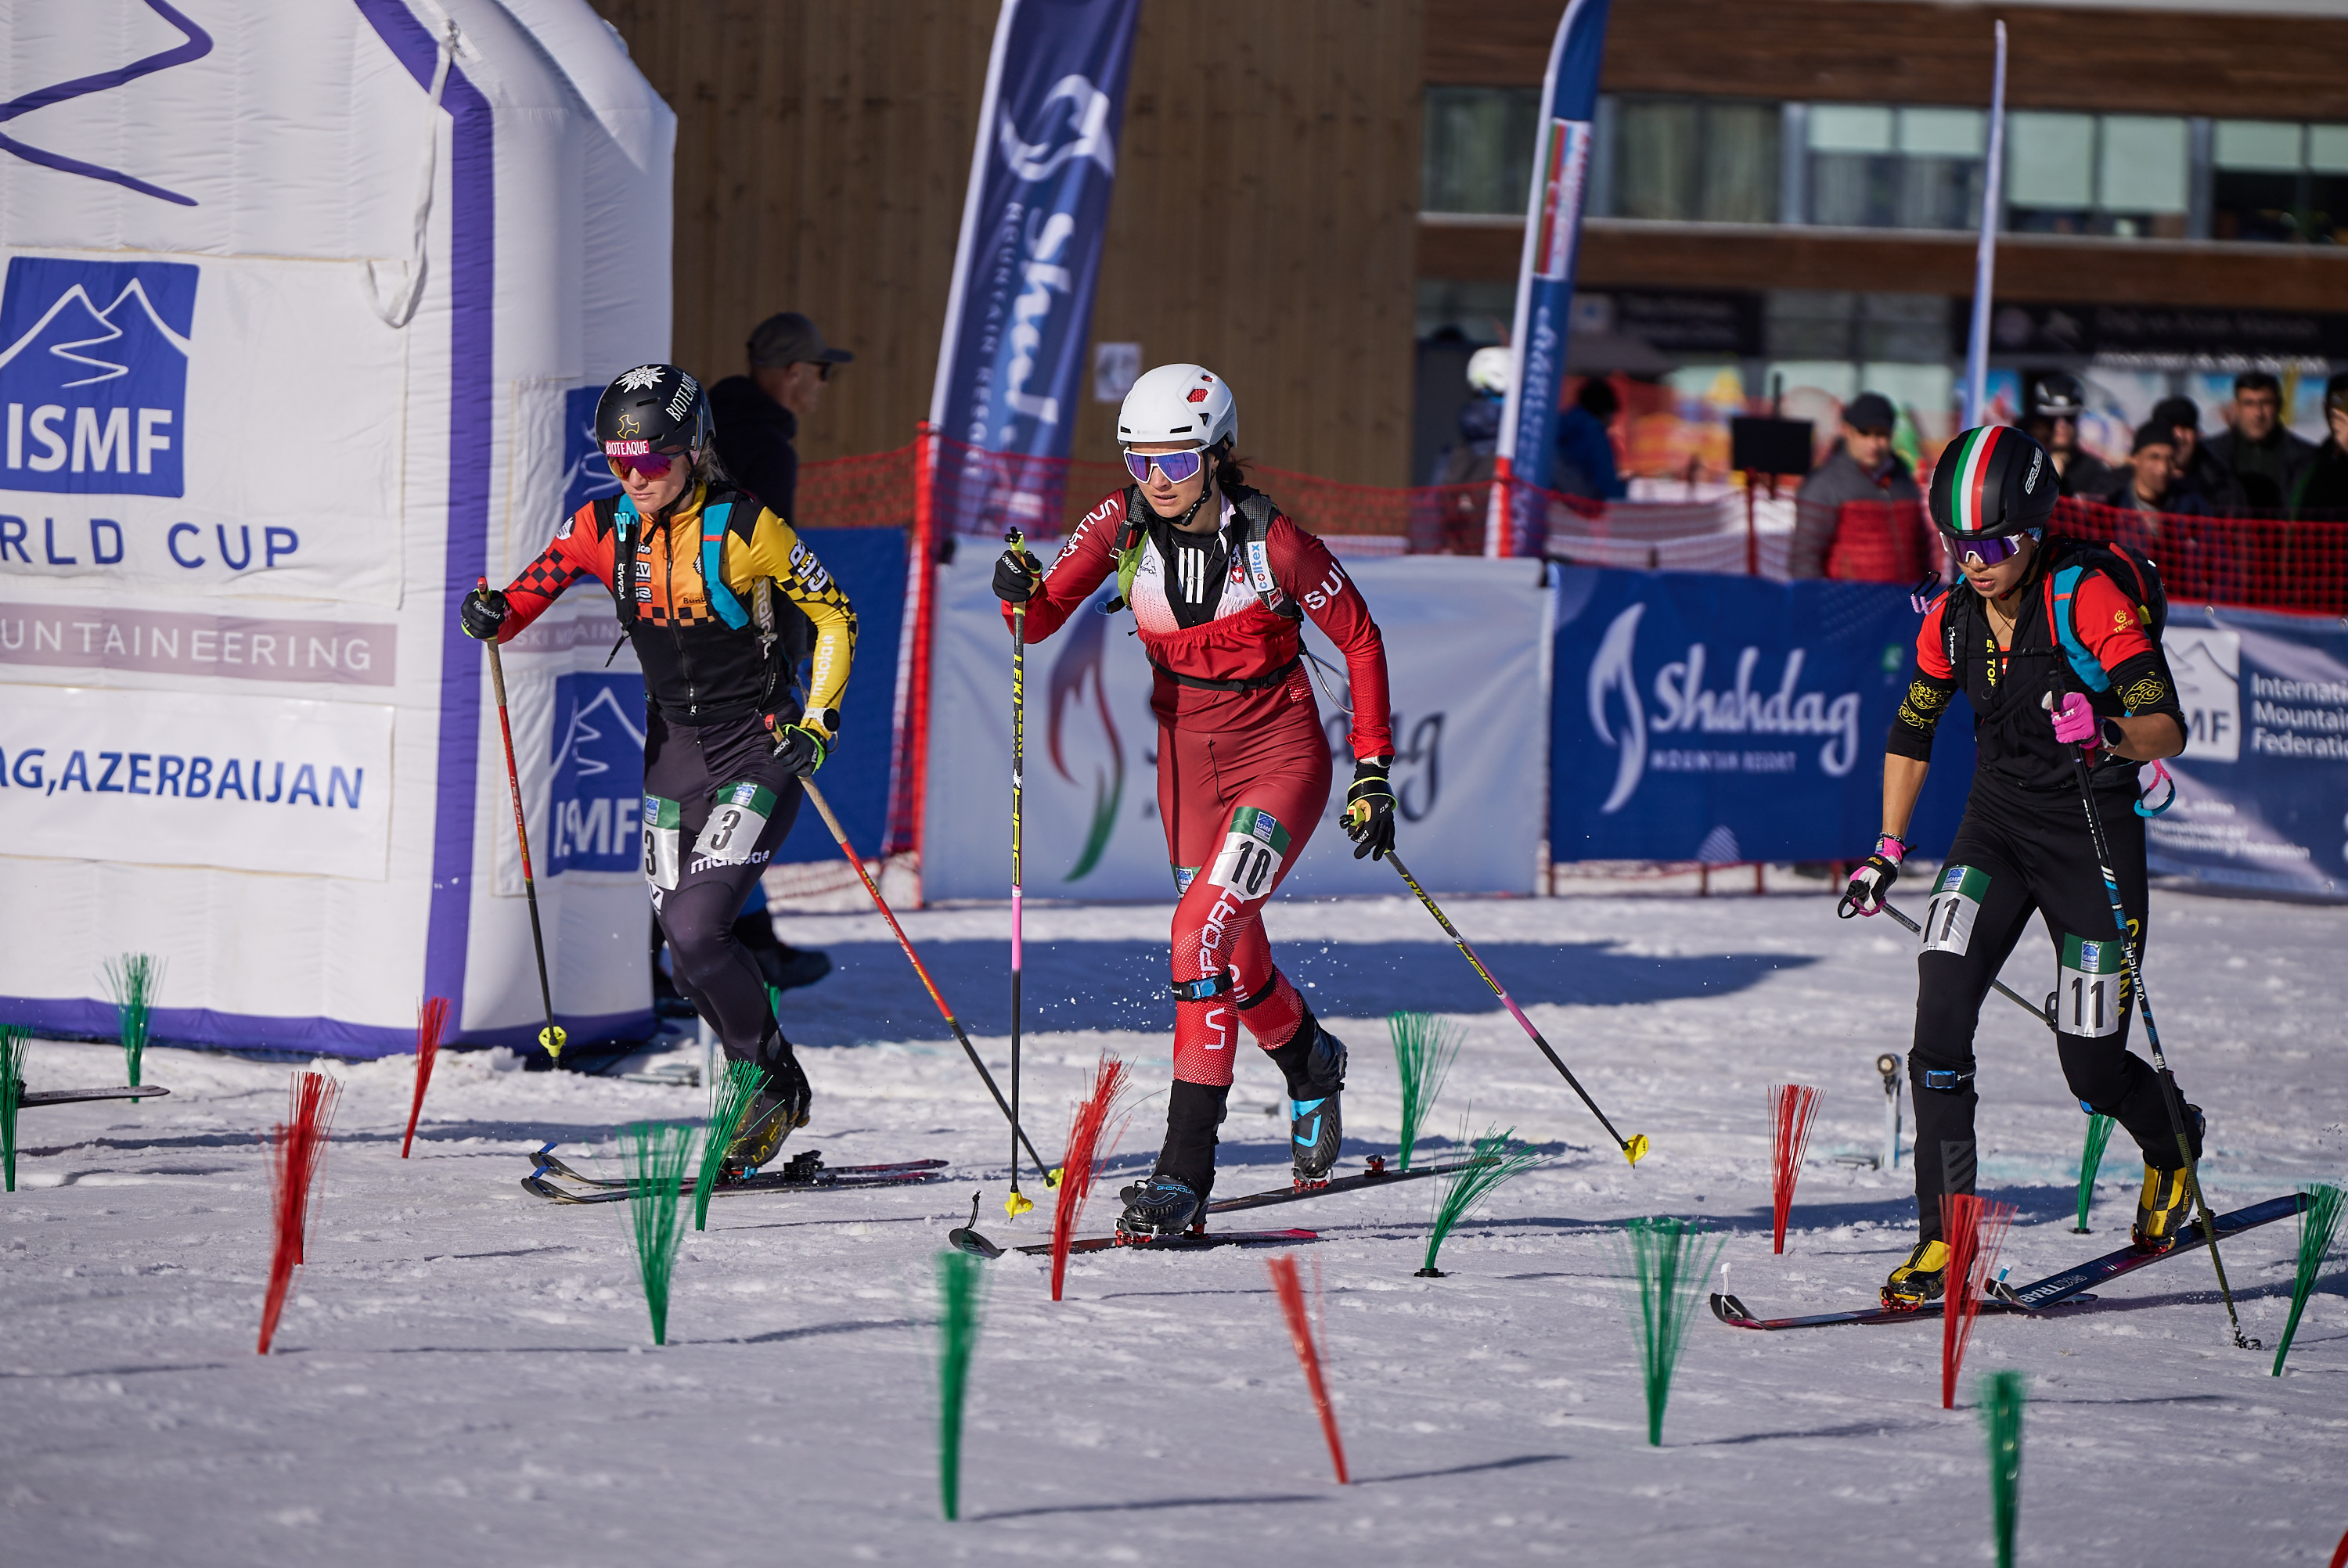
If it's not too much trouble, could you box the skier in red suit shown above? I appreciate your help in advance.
[992,362,1398,1238]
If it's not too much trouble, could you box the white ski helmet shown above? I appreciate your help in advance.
[1466,345,1511,396]
[1117,362,1236,451]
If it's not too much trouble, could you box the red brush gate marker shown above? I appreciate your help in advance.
[1266,1253,1348,1484]
[1049,1052,1129,1302]
[1940,1192,2016,1408]
[402,996,451,1159]
[1769,1084,1820,1254]
[258,1070,342,1354]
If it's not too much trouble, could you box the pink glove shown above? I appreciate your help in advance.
[2046,691,2098,746]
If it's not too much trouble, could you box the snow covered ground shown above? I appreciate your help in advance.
[6,882,2346,1566]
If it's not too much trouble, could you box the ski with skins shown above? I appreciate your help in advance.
[1205,1153,1486,1214]
[1709,1192,2307,1332]
[522,1142,938,1189]
[15,1085,171,1109]
[1014,1226,1320,1257]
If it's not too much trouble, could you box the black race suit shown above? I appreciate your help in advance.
[1889,541,2190,1242]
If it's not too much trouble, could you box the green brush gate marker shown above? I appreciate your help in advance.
[2073,1113,2116,1232]
[1612,1216,1727,1446]
[1386,1012,1460,1173]
[1979,1370,2026,1568]
[935,1250,985,1520]
[694,1059,765,1231]
[621,1121,694,1344]
[102,953,162,1088]
[2272,1183,2343,1377]
[1418,1127,1539,1277]
[1,1027,26,1192]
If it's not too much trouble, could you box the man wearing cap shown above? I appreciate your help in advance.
[708,311,855,523]
[1788,391,1923,579]
[2022,372,2119,498]
[2289,372,2348,519]
[2151,394,2245,512]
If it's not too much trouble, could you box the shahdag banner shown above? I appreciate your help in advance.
[924,552,1549,902]
[926,0,1141,534]
[1548,567,1976,865]
[2150,607,2348,899]
[0,1,675,1055]
[1486,0,1611,558]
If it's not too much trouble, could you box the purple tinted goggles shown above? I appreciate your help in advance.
[1123,447,1205,485]
[1957,527,2040,568]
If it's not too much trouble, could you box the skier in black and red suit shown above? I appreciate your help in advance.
[459,363,857,1171]
[992,363,1399,1239]
[1839,423,2195,1309]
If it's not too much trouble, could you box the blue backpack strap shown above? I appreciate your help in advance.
[697,501,750,630]
[2049,564,2109,692]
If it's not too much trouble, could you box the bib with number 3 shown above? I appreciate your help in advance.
[2057,932,2127,1038]
[1920,864,1990,956]
[693,781,778,869]
[1205,807,1291,901]
[642,793,683,890]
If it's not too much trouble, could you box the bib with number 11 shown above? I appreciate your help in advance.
[1206,807,1290,900]
[2058,932,2127,1037]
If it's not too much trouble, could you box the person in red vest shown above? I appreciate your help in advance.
[992,363,1397,1238]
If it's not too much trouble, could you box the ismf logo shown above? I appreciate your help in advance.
[0,257,196,498]
[547,672,650,876]
[560,386,625,518]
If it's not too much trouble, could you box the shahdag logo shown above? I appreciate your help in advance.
[989,76,1118,437]
[1586,603,1864,814]
[0,257,196,498]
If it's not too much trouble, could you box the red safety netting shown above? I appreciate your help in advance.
[2052,497,2348,617]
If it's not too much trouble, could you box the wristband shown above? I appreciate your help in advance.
[1874,834,1909,864]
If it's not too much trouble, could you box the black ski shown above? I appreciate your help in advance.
[522,1142,938,1189]
[1710,1192,2307,1332]
[522,1146,945,1206]
[1014,1226,1320,1257]
[1205,1153,1486,1214]
[16,1085,171,1109]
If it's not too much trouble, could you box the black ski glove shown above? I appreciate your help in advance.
[992,546,1040,606]
[460,585,509,642]
[1341,757,1397,861]
[769,709,836,776]
[1836,835,1907,919]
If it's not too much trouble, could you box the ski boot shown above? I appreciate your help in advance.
[1115,1174,1206,1240]
[1271,1006,1348,1188]
[1881,1239,1950,1310]
[724,1049,812,1174]
[2133,1166,2196,1250]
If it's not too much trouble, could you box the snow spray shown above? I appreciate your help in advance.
[1387,1012,1461,1173]
[2272,1182,2344,1376]
[257,1070,341,1354]
[1767,1084,1820,1253]
[1940,1193,2016,1408]
[402,996,451,1159]
[1049,1052,1130,1300]
[1266,1253,1348,1483]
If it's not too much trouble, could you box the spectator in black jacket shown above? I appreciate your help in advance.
[2023,372,2121,498]
[2291,373,2348,519]
[2105,422,2210,517]
[1788,391,1922,578]
[2206,371,2317,512]
[2151,394,2246,512]
[708,311,855,520]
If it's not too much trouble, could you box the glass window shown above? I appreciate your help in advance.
[2312,125,2348,174]
[2097,116,2188,238]
[1810,105,1893,154]
[2215,120,2303,171]
[1807,106,1980,229]
[2008,112,2094,208]
[1610,95,1778,223]
[1423,86,1541,214]
[1900,109,1984,159]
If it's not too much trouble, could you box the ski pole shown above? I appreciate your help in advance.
[477,577,566,1063]
[798,775,1052,1181]
[2051,697,2252,1349]
[1881,901,2053,1032]
[1382,851,1648,1165]
[1006,528,1032,1218]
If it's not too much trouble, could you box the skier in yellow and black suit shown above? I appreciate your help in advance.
[461,362,856,1168]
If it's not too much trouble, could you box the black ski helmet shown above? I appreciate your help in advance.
[1928,425,2058,540]
[2026,371,2087,422]
[595,363,710,462]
